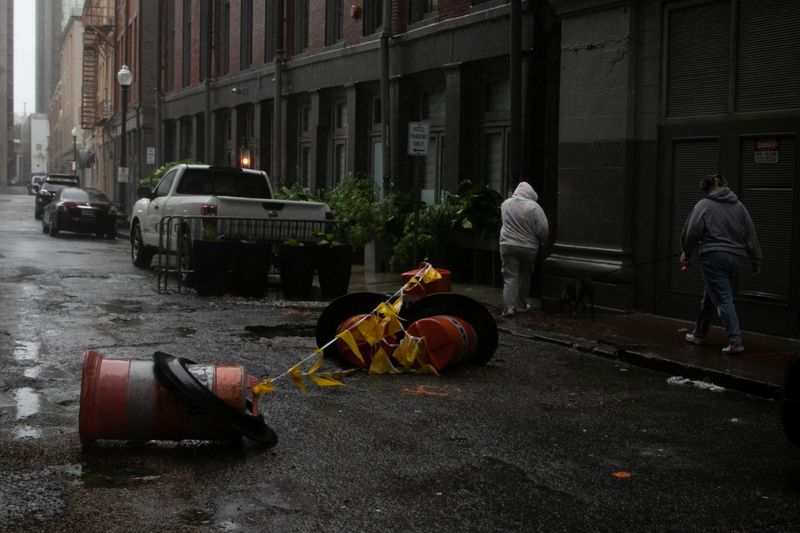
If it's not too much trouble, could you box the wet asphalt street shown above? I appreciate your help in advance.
[2,188,800,532]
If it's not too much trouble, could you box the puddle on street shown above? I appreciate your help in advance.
[244,324,316,338]
[178,508,214,527]
[13,340,40,363]
[14,387,41,419]
[100,299,144,315]
[79,464,162,488]
[176,327,196,337]
[14,425,42,439]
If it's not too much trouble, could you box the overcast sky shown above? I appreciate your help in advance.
[14,0,36,115]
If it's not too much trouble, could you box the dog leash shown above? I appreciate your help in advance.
[590,252,682,279]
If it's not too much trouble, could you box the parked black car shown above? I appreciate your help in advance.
[34,174,80,219]
[41,187,117,239]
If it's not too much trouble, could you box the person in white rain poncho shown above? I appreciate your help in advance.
[499,182,549,317]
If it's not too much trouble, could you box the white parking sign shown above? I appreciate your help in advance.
[408,122,429,156]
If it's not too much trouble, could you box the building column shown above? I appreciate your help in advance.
[542,0,640,312]
[442,63,462,193]
[309,91,322,190]
[230,106,239,166]
[389,75,402,193]
[209,111,220,165]
[252,102,262,169]
[346,84,358,177]
[191,114,200,161]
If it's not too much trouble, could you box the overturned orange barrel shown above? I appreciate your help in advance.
[79,350,276,445]
[401,267,451,300]
[336,314,397,369]
[406,315,477,371]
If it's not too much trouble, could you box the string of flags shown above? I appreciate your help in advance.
[250,263,444,399]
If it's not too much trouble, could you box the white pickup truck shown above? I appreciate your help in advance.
[130,164,333,268]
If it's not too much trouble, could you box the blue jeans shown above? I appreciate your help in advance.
[500,244,538,311]
[692,251,744,346]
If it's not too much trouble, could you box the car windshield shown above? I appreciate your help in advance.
[41,184,64,193]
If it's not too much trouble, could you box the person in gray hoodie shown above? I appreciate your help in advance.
[680,173,762,354]
[499,182,549,317]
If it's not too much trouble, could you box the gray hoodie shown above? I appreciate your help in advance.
[680,187,762,261]
[499,182,550,250]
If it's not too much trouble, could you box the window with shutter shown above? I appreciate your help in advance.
[736,0,800,112]
[666,1,730,117]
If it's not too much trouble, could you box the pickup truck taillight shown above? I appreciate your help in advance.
[200,204,218,216]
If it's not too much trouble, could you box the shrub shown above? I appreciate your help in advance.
[139,158,196,190]
[274,183,324,202]
[323,175,381,248]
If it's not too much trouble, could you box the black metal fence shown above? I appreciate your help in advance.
[155,215,349,293]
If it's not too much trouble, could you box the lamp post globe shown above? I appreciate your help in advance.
[117,64,132,87]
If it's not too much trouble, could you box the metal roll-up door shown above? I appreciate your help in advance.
[666,1,731,117]
[736,135,795,302]
[736,0,800,112]
[668,139,721,294]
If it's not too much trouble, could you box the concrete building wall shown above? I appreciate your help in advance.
[0,0,11,186]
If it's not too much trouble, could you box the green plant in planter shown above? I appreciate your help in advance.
[375,191,414,248]
[323,174,381,248]
[274,183,324,202]
[313,230,341,246]
[389,194,461,272]
[454,183,503,235]
[139,158,197,190]
[278,238,316,298]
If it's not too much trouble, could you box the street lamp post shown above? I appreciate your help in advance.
[117,65,133,211]
[71,126,79,172]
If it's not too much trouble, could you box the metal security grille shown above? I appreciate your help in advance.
[668,138,721,294]
[736,0,800,112]
[666,1,730,117]
[155,216,349,293]
[736,136,795,301]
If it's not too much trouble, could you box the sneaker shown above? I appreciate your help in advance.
[722,344,745,354]
[685,333,707,345]
[516,304,532,314]
[501,308,515,318]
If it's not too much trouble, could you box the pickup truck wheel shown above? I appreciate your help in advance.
[131,222,154,268]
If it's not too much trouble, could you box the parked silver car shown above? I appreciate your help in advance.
[27,174,45,195]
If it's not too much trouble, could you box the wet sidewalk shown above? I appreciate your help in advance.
[348,265,799,399]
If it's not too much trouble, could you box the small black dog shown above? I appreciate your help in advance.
[559,277,595,317]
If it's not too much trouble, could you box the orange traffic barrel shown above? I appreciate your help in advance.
[403,293,498,365]
[79,350,276,445]
[316,292,390,365]
[406,315,477,371]
[335,313,398,368]
[336,314,375,368]
[401,266,452,299]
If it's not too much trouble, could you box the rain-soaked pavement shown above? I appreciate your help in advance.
[2,187,800,532]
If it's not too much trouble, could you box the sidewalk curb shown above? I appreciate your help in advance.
[500,326,782,400]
